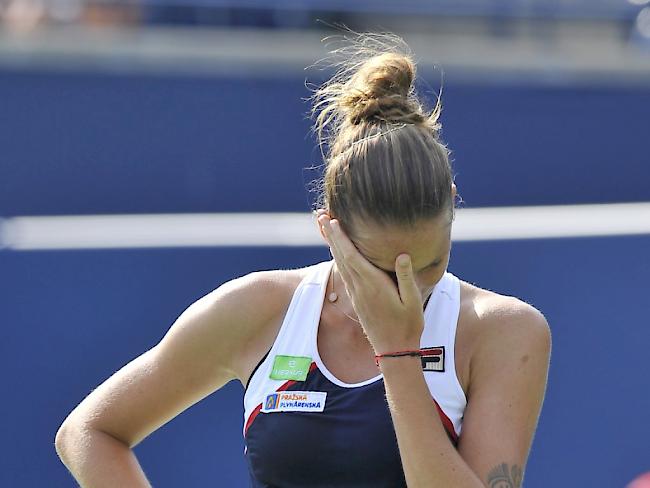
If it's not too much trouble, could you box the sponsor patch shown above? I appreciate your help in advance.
[269,355,312,381]
[261,391,327,413]
[420,346,445,372]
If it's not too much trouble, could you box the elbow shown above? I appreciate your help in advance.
[54,419,73,462]
[55,416,85,463]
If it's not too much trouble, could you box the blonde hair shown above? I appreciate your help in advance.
[310,33,453,236]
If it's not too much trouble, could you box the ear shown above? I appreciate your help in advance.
[314,209,329,243]
[451,183,457,200]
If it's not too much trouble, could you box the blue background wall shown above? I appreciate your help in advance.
[1,67,648,487]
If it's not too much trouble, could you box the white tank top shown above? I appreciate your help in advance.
[243,259,467,441]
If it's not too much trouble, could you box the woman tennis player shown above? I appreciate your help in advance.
[56,34,551,487]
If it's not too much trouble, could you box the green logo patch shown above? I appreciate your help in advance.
[270,355,312,381]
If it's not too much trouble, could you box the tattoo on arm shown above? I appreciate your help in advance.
[487,463,523,488]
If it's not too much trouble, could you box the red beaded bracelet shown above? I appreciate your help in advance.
[374,349,422,367]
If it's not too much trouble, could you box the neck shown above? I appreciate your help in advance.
[328,265,360,322]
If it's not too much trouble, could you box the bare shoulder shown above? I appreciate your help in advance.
[460,280,550,339]
[210,265,310,385]
[196,266,306,340]
[458,281,551,388]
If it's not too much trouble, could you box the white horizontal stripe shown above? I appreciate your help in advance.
[0,213,318,250]
[451,202,650,241]
[1,202,649,251]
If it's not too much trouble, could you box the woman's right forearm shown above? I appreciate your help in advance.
[56,424,152,488]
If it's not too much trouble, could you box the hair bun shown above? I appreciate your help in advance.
[350,53,414,99]
[310,33,441,149]
[341,53,424,125]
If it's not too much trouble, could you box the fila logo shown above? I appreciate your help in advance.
[421,346,445,372]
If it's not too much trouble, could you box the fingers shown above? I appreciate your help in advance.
[395,254,420,307]
[317,212,403,303]
[318,215,363,271]
[317,214,358,291]
[329,220,360,266]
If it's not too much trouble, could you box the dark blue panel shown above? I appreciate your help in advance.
[441,83,650,207]
[1,68,649,216]
[0,69,315,216]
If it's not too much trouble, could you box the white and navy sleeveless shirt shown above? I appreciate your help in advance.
[243,260,467,487]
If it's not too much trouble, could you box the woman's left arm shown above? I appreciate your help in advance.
[380,300,551,488]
